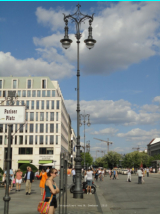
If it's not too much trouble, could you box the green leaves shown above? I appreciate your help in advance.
[81,152,93,167]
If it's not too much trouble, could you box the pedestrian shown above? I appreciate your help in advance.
[4,168,13,192]
[46,167,50,173]
[113,169,116,180]
[137,168,143,184]
[15,169,23,191]
[95,169,99,181]
[39,168,48,195]
[44,168,59,214]
[116,170,119,179]
[86,167,95,194]
[71,168,76,183]
[127,169,131,182]
[35,170,40,179]
[142,169,145,183]
[24,166,34,195]
[109,169,112,180]
[147,167,149,177]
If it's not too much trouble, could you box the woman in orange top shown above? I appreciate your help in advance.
[39,168,48,195]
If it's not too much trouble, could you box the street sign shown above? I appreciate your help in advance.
[0,106,25,124]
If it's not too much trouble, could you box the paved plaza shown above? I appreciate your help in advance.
[0,173,160,214]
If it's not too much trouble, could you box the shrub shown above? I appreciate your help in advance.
[0,167,4,175]
[20,163,38,175]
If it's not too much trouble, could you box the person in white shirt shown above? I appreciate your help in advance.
[71,168,76,183]
[127,169,131,182]
[46,167,50,173]
[147,167,149,177]
[137,168,143,184]
[86,167,95,194]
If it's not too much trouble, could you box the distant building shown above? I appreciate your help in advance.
[0,76,75,170]
[147,138,160,156]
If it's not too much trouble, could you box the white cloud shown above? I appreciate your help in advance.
[140,104,160,113]
[153,96,160,103]
[92,127,118,136]
[117,128,160,143]
[0,51,74,79]
[34,2,160,76]
[65,99,160,126]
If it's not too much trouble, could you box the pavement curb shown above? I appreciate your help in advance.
[95,184,112,214]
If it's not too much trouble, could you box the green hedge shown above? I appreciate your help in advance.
[20,163,38,175]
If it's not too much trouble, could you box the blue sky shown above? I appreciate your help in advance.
[0,1,160,159]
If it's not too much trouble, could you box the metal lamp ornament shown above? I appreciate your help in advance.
[60,4,96,199]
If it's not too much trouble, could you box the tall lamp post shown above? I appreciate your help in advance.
[60,4,96,199]
[80,111,91,170]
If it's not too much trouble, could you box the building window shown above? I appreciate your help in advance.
[29,136,33,145]
[19,147,33,154]
[26,112,28,121]
[15,124,17,132]
[46,124,48,133]
[50,136,54,145]
[57,101,60,109]
[22,90,26,97]
[25,124,28,133]
[52,90,55,97]
[41,101,44,109]
[0,91,1,97]
[0,124,3,133]
[16,101,19,106]
[21,100,24,105]
[0,136,2,145]
[42,80,46,89]
[13,80,17,89]
[56,135,58,145]
[26,101,29,109]
[42,90,46,97]
[32,90,36,97]
[20,124,23,133]
[56,124,58,133]
[36,112,38,121]
[46,136,48,145]
[40,136,43,145]
[5,125,7,133]
[46,112,48,121]
[40,112,44,121]
[31,101,34,110]
[35,136,38,145]
[36,101,39,109]
[47,90,50,97]
[50,124,54,133]
[51,101,54,109]
[56,112,58,121]
[30,124,34,133]
[40,124,44,133]
[15,136,17,145]
[36,124,38,133]
[46,101,49,109]
[27,90,31,97]
[27,80,31,89]
[30,112,34,121]
[18,90,21,97]
[19,136,23,145]
[3,91,6,97]
[50,112,54,121]
[0,80,2,89]
[37,90,41,97]
[39,147,53,154]
[25,136,27,145]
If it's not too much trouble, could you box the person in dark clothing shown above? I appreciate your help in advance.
[24,167,34,195]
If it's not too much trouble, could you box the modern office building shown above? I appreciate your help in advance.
[0,76,75,170]
[147,138,160,156]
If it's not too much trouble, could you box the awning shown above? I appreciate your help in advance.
[18,160,31,163]
[39,160,52,164]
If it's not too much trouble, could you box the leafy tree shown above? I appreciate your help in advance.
[103,151,122,169]
[20,163,38,175]
[81,152,93,167]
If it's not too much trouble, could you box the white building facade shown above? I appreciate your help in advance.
[0,76,74,170]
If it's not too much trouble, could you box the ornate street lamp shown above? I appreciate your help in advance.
[60,4,96,199]
[80,112,91,170]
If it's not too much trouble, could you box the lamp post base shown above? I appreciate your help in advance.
[73,191,83,199]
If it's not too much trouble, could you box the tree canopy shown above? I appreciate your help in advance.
[81,152,93,167]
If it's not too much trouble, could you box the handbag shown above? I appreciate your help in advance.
[37,191,46,213]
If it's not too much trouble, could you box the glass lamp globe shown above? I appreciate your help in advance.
[84,38,96,50]
[60,38,72,49]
